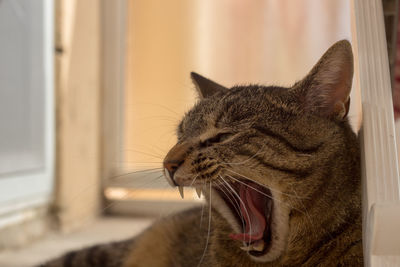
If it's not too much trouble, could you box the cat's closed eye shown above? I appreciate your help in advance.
[200,132,233,147]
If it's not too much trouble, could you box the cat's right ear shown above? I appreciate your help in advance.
[190,72,228,99]
[294,40,354,119]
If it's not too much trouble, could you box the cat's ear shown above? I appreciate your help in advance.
[191,72,228,98]
[295,40,354,119]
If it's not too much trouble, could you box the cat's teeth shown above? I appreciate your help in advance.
[178,186,184,199]
[251,240,265,252]
[195,187,202,198]
[240,240,265,252]
[240,246,252,252]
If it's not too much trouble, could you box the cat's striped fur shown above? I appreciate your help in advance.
[41,40,362,266]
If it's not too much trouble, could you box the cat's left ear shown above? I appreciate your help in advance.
[191,72,228,99]
[295,40,354,119]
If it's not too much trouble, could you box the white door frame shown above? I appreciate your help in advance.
[351,0,400,265]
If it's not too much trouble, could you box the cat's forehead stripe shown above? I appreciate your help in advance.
[199,128,219,142]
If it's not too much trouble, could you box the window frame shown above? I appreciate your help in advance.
[0,0,55,227]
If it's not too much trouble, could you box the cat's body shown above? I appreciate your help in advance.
[44,205,361,267]
[42,40,363,267]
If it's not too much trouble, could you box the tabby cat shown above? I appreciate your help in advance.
[42,40,362,267]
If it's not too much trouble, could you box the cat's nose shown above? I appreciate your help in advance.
[164,160,183,184]
[163,142,190,186]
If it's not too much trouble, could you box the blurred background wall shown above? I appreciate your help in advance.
[122,0,360,178]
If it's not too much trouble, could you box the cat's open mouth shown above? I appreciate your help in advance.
[214,180,273,257]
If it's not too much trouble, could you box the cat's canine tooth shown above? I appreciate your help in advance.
[251,240,265,252]
[195,187,202,198]
[178,186,184,199]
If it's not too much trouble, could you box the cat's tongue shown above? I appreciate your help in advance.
[229,184,266,243]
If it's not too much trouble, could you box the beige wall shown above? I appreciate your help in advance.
[123,0,360,172]
[124,0,197,171]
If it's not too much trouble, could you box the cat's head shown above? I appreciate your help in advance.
[163,40,356,263]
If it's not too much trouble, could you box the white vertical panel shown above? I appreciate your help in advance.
[351,0,400,265]
[0,0,54,224]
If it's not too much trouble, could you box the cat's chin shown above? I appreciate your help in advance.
[211,179,289,263]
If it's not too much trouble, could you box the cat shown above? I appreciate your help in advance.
[41,40,362,267]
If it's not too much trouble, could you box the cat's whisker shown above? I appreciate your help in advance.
[129,101,181,116]
[224,168,309,199]
[122,167,163,172]
[216,182,246,236]
[215,182,239,210]
[189,174,199,187]
[110,168,163,180]
[149,144,169,155]
[100,188,150,218]
[132,115,178,122]
[219,176,253,246]
[62,171,165,221]
[122,142,168,157]
[115,161,163,164]
[216,183,241,221]
[224,173,306,215]
[199,179,206,227]
[197,181,212,267]
[220,144,266,166]
[116,174,166,187]
[101,175,173,216]
[114,175,167,191]
[225,174,276,200]
[121,149,164,160]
